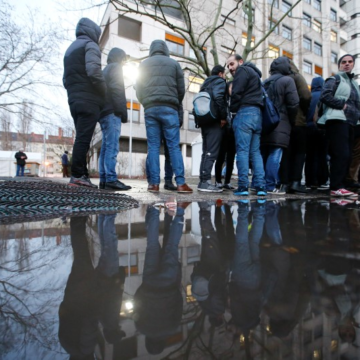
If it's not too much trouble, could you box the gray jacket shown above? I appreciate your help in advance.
[136,40,185,111]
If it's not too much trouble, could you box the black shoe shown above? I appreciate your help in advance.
[289,181,307,194]
[69,175,98,188]
[164,181,177,191]
[279,184,289,193]
[105,180,131,191]
[99,182,105,189]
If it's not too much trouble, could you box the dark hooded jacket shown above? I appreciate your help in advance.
[100,48,128,122]
[63,18,107,107]
[306,77,325,126]
[230,62,263,112]
[136,40,185,111]
[200,75,227,120]
[289,62,312,127]
[261,57,299,148]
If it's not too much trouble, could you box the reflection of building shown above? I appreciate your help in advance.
[0,128,73,176]
[89,0,347,176]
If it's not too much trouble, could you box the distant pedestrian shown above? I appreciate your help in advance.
[226,54,266,196]
[197,65,228,193]
[63,18,107,188]
[136,39,192,193]
[14,149,27,176]
[61,151,69,178]
[318,54,360,197]
[98,47,131,191]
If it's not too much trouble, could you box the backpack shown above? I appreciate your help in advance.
[192,84,218,128]
[261,76,282,134]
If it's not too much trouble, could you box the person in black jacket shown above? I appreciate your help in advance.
[98,48,131,192]
[136,40,192,194]
[14,149,27,176]
[226,54,266,196]
[261,57,299,195]
[197,65,227,193]
[63,18,106,188]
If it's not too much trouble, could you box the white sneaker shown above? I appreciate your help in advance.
[330,188,356,197]
[271,188,286,195]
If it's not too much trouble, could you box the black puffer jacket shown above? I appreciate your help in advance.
[136,40,185,111]
[230,62,263,112]
[200,75,227,120]
[63,18,106,106]
[261,57,299,148]
[100,48,128,122]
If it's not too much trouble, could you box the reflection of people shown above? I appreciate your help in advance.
[59,215,125,359]
[133,203,186,355]
[61,151,69,178]
[15,149,27,177]
[191,202,230,326]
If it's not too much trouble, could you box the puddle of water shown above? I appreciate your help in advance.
[1,199,360,359]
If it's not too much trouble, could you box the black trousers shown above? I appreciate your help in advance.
[199,123,222,182]
[305,126,329,187]
[326,121,354,190]
[69,101,101,178]
[215,126,236,184]
[279,126,307,184]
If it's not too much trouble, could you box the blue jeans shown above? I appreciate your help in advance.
[145,106,185,185]
[232,106,265,189]
[98,114,121,183]
[16,164,25,176]
[262,146,283,191]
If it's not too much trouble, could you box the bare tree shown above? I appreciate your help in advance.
[0,111,12,150]
[17,101,33,150]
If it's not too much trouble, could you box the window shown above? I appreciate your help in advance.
[221,14,236,26]
[314,42,322,56]
[330,30,337,42]
[151,0,183,20]
[315,65,323,76]
[282,0,292,15]
[283,50,293,59]
[267,0,279,8]
[303,61,312,74]
[269,18,279,34]
[282,25,292,40]
[303,37,312,51]
[313,0,321,11]
[330,8,337,21]
[188,75,203,93]
[165,33,184,55]
[331,52,338,64]
[312,19,321,33]
[118,16,141,42]
[268,44,280,59]
[242,32,255,47]
[303,13,311,27]
[127,101,140,122]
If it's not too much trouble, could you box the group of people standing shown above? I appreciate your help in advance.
[196,52,360,198]
[63,17,360,197]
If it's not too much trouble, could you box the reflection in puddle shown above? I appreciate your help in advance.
[1,199,360,359]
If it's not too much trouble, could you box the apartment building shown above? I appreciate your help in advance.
[89,0,345,177]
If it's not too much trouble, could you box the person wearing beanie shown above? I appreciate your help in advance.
[318,54,360,197]
[197,65,228,193]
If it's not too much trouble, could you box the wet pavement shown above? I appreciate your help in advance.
[1,198,360,359]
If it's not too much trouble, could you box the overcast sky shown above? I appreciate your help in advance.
[11,0,107,135]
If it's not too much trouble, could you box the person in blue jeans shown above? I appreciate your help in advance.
[98,47,131,191]
[226,54,266,196]
[14,149,27,176]
[136,40,192,194]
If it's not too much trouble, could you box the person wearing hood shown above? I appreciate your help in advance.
[98,47,131,191]
[197,65,227,193]
[278,61,312,194]
[317,54,360,197]
[261,56,299,195]
[136,39,192,194]
[63,18,107,188]
[304,77,329,189]
[226,54,266,196]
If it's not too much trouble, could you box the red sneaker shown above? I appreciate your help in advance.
[330,188,356,197]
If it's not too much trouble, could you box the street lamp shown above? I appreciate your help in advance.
[123,62,139,179]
